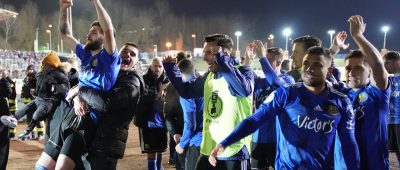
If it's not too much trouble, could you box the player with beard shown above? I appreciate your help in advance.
[164,34,254,170]
[208,46,360,169]
[32,0,120,169]
[75,42,145,169]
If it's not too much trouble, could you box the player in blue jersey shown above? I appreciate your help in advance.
[247,41,294,169]
[209,46,360,169]
[334,15,390,170]
[383,51,400,167]
[35,0,120,169]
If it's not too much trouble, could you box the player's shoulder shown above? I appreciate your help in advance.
[328,86,348,99]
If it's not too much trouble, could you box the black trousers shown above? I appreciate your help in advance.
[195,155,250,170]
[87,150,118,170]
[185,146,200,170]
[0,126,9,170]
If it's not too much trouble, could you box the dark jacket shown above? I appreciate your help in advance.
[5,77,16,100]
[164,84,184,136]
[79,70,145,158]
[0,78,12,99]
[134,69,169,128]
[21,72,36,99]
[35,68,70,100]
[68,68,79,87]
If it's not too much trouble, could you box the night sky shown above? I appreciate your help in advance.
[2,0,400,50]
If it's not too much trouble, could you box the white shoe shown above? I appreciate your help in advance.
[0,115,18,128]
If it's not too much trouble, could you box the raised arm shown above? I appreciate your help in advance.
[59,0,78,51]
[215,52,254,97]
[349,15,388,90]
[163,56,205,99]
[91,0,116,55]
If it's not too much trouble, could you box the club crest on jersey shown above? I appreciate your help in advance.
[207,91,223,119]
[328,105,339,115]
[91,58,98,67]
[358,92,368,104]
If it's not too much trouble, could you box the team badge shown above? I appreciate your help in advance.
[328,105,339,115]
[91,58,98,67]
[207,91,223,119]
[358,92,368,103]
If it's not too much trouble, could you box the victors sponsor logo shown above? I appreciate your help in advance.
[297,115,335,134]
[207,91,223,118]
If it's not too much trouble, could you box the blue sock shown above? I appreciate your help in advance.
[156,153,163,170]
[148,158,156,170]
[35,163,48,170]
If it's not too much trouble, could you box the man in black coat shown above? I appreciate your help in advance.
[79,42,145,169]
[35,42,144,170]
[0,69,12,169]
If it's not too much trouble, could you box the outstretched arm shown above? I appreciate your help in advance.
[59,0,78,51]
[349,15,388,90]
[91,0,116,55]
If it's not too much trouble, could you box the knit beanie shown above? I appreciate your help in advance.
[42,51,61,68]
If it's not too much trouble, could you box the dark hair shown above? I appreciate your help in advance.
[345,50,364,61]
[176,52,186,63]
[178,59,195,76]
[90,21,117,37]
[281,59,290,71]
[383,51,400,60]
[124,42,138,49]
[305,46,332,63]
[293,36,322,51]
[267,47,284,60]
[204,34,233,49]
[27,65,34,70]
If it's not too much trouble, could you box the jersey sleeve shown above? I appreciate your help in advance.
[163,62,205,99]
[337,97,360,169]
[215,53,254,97]
[219,86,287,147]
[75,44,88,61]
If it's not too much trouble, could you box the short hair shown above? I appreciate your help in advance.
[383,51,400,60]
[267,47,284,61]
[90,21,117,37]
[27,65,34,70]
[124,42,138,49]
[178,59,195,76]
[176,52,186,63]
[121,42,139,56]
[305,46,332,64]
[293,36,322,51]
[204,34,233,49]
[345,50,365,61]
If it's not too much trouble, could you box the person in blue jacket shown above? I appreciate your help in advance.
[174,58,204,170]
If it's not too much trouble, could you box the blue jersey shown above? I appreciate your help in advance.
[220,83,359,169]
[75,44,120,92]
[389,75,400,124]
[335,83,390,170]
[253,57,294,143]
[75,44,121,123]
